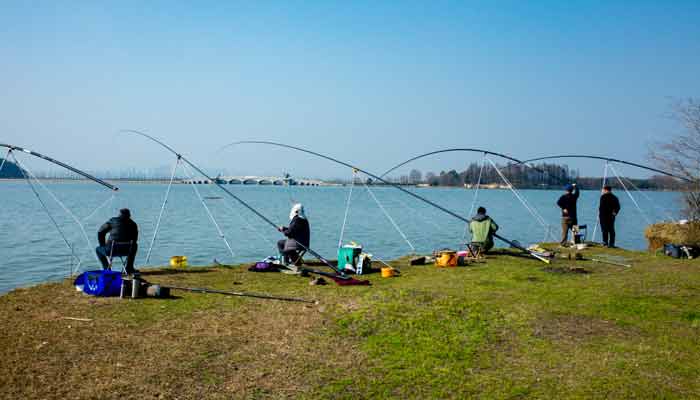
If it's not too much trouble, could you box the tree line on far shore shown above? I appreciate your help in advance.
[386,162,686,191]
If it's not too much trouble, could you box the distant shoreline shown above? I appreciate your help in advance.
[0,178,685,191]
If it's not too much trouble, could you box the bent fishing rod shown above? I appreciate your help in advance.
[379,148,536,179]
[0,143,118,191]
[120,130,346,275]
[520,155,693,183]
[218,140,550,264]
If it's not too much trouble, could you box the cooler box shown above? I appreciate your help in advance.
[338,244,362,272]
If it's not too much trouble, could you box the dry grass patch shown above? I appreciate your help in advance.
[0,267,361,400]
[532,313,634,344]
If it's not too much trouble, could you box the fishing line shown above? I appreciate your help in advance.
[121,131,346,274]
[390,190,443,235]
[12,151,82,272]
[218,140,550,263]
[283,172,296,204]
[608,164,652,225]
[618,172,676,222]
[591,162,610,241]
[181,162,236,260]
[0,144,118,190]
[81,192,116,223]
[12,153,96,266]
[339,169,417,261]
[337,169,356,249]
[1,143,117,275]
[521,154,691,183]
[218,195,276,247]
[145,156,181,264]
[380,148,535,178]
[486,157,554,241]
[363,181,416,253]
[463,153,487,243]
[0,148,11,174]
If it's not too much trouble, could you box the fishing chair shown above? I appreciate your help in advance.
[288,249,307,266]
[466,242,486,260]
[107,240,134,274]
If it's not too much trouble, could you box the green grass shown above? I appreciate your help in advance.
[1,246,699,399]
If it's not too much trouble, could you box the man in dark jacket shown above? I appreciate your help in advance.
[557,183,580,245]
[599,185,621,247]
[277,203,311,265]
[96,208,139,274]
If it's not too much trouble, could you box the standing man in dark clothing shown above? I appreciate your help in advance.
[96,208,139,274]
[277,203,311,265]
[557,183,580,245]
[599,185,621,248]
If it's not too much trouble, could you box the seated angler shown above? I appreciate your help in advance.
[277,203,310,266]
[95,208,139,275]
[469,206,499,253]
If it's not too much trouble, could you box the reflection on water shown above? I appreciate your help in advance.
[0,181,680,293]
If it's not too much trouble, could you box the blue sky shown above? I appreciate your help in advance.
[1,1,699,178]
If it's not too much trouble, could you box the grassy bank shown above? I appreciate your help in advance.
[1,246,699,399]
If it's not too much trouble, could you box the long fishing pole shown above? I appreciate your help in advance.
[161,284,317,303]
[520,154,693,183]
[379,148,535,178]
[120,130,346,275]
[219,140,551,263]
[0,144,118,191]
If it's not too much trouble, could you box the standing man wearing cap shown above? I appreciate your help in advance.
[95,208,139,274]
[557,183,580,246]
[599,185,621,248]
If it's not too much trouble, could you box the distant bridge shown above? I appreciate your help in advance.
[181,176,324,186]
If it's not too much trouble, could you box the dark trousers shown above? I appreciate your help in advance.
[96,242,138,274]
[561,217,576,244]
[600,215,616,247]
[277,239,300,265]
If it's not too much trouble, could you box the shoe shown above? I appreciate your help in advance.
[309,277,327,285]
[281,265,301,275]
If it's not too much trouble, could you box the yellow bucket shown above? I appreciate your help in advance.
[381,267,398,278]
[436,251,457,267]
[170,256,188,268]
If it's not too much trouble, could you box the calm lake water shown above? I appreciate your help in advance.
[0,181,681,293]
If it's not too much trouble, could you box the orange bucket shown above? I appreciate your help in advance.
[381,267,398,278]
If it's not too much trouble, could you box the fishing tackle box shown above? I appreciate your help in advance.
[338,244,362,273]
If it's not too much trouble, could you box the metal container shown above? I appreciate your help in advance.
[131,275,141,298]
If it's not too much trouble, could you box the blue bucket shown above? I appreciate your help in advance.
[74,270,122,297]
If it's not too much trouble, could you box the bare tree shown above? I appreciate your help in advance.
[649,98,700,219]
[409,169,423,184]
[425,171,438,186]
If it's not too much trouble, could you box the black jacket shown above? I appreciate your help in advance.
[282,216,310,248]
[599,192,621,217]
[557,187,580,220]
[98,216,139,246]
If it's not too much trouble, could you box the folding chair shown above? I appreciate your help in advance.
[289,249,307,266]
[108,240,134,274]
[466,242,485,260]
